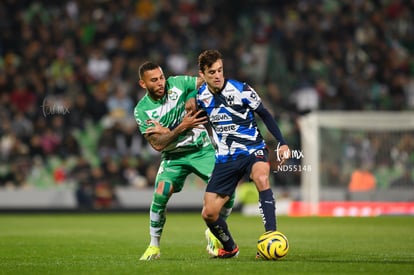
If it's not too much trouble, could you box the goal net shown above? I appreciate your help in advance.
[297,111,414,215]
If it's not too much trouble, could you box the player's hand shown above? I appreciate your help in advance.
[146,120,170,135]
[181,110,208,129]
[277,144,290,165]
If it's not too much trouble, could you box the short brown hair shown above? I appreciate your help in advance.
[198,50,222,72]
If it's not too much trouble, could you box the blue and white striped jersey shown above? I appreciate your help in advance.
[197,79,266,163]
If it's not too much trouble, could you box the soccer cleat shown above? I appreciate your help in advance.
[256,251,262,259]
[216,246,239,258]
[205,228,222,257]
[139,245,160,261]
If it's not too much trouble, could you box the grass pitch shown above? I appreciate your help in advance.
[0,213,413,274]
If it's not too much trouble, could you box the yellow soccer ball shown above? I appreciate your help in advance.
[257,231,289,260]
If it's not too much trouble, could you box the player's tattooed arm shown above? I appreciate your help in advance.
[144,110,208,152]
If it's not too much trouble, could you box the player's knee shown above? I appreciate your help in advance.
[201,207,219,223]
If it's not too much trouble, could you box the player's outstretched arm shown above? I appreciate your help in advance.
[255,104,291,164]
[145,110,208,152]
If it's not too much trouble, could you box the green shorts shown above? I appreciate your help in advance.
[156,144,216,193]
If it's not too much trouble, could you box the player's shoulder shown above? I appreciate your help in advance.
[226,79,252,92]
[227,79,244,87]
[167,75,196,84]
[198,82,213,98]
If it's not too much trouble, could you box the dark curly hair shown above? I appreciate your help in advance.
[198,50,222,72]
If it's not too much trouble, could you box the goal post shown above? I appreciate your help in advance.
[297,111,414,215]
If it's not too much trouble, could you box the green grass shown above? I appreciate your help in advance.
[0,213,413,274]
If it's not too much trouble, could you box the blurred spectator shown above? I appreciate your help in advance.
[89,84,109,123]
[9,76,36,114]
[348,163,377,192]
[87,49,111,81]
[0,121,16,160]
[29,134,44,159]
[70,157,92,188]
[40,127,61,155]
[289,81,319,114]
[390,166,414,188]
[119,156,148,188]
[113,121,143,157]
[97,127,117,159]
[45,47,75,95]
[59,133,80,158]
[0,160,15,188]
[101,157,125,187]
[66,93,89,130]
[91,166,119,209]
[68,158,95,209]
[75,179,95,210]
[8,154,32,188]
[166,45,189,74]
[11,111,33,142]
[106,82,134,122]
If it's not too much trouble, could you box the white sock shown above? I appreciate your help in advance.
[150,236,160,247]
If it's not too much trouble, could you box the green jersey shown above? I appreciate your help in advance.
[134,75,209,156]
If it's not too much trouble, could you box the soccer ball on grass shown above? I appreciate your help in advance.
[257,231,289,260]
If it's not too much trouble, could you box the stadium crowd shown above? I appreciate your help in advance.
[0,0,413,207]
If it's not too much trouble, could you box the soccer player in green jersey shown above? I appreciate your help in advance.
[134,61,233,260]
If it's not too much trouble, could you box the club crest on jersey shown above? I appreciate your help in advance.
[168,90,178,100]
[225,94,235,105]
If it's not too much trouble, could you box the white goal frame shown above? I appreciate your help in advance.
[297,111,414,215]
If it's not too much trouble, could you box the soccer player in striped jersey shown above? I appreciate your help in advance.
[134,61,233,260]
[197,50,290,258]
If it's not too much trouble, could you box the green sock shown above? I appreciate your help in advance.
[149,192,169,240]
